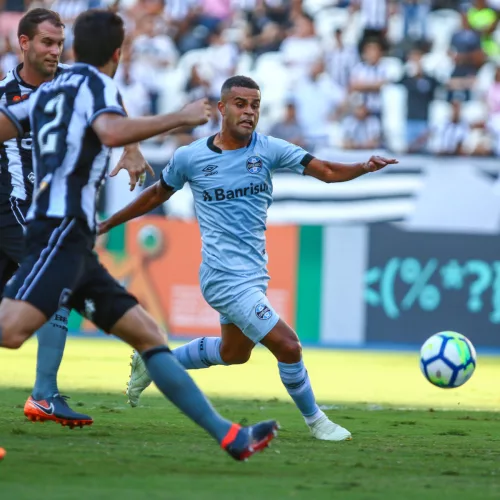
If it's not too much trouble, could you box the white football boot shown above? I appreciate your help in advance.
[308,414,352,441]
[126,350,152,407]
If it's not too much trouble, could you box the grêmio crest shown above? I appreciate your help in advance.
[246,156,262,173]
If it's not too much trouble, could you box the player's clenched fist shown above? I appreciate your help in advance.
[180,98,212,127]
[362,156,399,172]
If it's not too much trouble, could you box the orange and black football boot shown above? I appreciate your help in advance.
[221,420,279,461]
[24,394,93,428]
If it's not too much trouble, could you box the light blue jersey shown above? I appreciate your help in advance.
[161,132,312,274]
[161,132,313,342]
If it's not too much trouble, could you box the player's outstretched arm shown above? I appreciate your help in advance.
[303,156,398,183]
[98,180,174,235]
[92,99,211,148]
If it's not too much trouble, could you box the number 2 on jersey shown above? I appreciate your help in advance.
[38,93,65,155]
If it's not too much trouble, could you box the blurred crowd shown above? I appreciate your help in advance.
[1,0,499,157]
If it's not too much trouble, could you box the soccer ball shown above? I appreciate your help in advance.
[420,331,477,388]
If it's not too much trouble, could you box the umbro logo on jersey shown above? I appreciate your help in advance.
[203,165,218,176]
[28,172,35,184]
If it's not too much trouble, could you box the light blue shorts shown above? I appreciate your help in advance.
[199,263,280,343]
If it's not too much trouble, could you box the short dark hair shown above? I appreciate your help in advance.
[18,8,64,40]
[73,10,125,67]
[221,76,260,98]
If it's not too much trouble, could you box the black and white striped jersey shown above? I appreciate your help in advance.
[357,0,388,30]
[342,115,382,147]
[430,121,470,155]
[1,63,126,231]
[326,45,359,89]
[0,64,68,203]
[350,62,390,115]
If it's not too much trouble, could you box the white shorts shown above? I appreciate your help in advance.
[199,263,280,343]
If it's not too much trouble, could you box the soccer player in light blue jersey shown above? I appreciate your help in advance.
[100,75,398,441]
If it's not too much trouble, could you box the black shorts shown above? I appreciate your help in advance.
[0,197,29,295]
[4,217,138,332]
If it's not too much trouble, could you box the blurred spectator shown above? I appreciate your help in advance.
[464,120,497,156]
[269,101,305,148]
[262,0,298,25]
[467,0,500,57]
[165,0,200,23]
[0,0,25,44]
[242,22,283,57]
[132,13,178,69]
[50,0,103,23]
[199,0,233,31]
[349,39,390,117]
[487,65,500,154]
[131,13,179,114]
[342,101,383,150]
[350,0,388,48]
[50,0,104,49]
[487,65,500,120]
[185,65,211,101]
[399,47,440,153]
[204,24,239,95]
[430,101,470,155]
[172,2,211,54]
[4,0,498,158]
[0,35,19,79]
[401,0,431,41]
[115,57,151,118]
[242,0,294,33]
[280,12,322,80]
[447,12,486,102]
[291,60,345,148]
[325,28,359,90]
[127,0,167,20]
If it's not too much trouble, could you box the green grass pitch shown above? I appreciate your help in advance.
[1,338,499,499]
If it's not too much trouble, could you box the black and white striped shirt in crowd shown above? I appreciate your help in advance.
[326,45,359,89]
[49,0,91,22]
[165,0,200,20]
[357,0,388,30]
[0,64,67,203]
[1,63,126,231]
[431,121,469,155]
[350,62,389,115]
[342,114,382,147]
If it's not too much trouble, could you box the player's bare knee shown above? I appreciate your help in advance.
[142,325,166,350]
[0,322,28,349]
[276,338,302,363]
[0,299,46,348]
[112,305,167,352]
[2,333,25,349]
[128,325,166,353]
